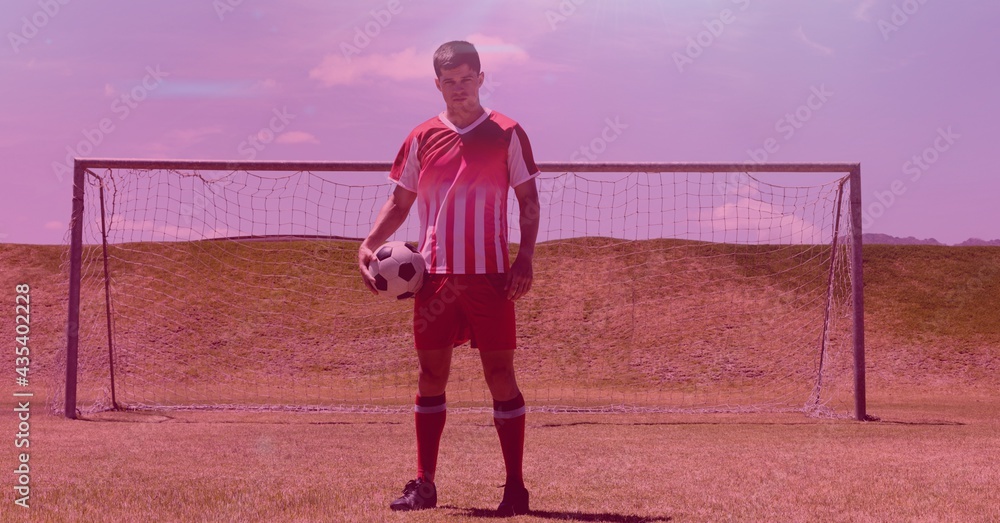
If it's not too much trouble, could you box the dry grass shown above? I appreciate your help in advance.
[2,242,999,521]
[862,245,1000,343]
[35,238,869,414]
[2,392,998,522]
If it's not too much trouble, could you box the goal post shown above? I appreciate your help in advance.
[848,163,867,421]
[62,159,866,419]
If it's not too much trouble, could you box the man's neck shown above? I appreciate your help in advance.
[445,105,485,129]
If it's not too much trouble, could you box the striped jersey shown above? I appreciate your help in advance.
[389,108,540,274]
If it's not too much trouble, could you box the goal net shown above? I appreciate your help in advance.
[57,160,864,418]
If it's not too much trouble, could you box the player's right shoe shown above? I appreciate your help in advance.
[389,478,437,511]
[496,483,530,516]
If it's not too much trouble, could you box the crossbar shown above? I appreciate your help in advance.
[76,158,859,174]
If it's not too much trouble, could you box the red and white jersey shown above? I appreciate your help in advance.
[389,108,540,274]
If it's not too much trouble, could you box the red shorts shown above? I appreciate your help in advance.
[413,273,516,351]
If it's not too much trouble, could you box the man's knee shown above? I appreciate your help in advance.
[483,365,518,398]
[418,369,448,397]
[419,364,448,383]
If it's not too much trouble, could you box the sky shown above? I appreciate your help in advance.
[1,0,997,245]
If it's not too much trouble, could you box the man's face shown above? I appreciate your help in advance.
[435,63,484,111]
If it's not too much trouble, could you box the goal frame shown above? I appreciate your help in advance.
[65,158,866,420]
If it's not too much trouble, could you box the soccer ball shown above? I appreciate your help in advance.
[368,241,425,299]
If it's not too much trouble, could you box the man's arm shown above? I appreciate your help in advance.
[505,178,540,301]
[358,184,417,294]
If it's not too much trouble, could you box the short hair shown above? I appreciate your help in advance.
[433,41,481,78]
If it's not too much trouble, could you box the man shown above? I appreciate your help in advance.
[357,41,540,516]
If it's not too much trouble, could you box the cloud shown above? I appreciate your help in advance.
[148,78,278,99]
[139,126,226,156]
[105,216,236,241]
[464,34,530,70]
[309,35,530,87]
[165,126,226,147]
[795,26,834,56]
[854,0,877,21]
[44,221,64,230]
[309,47,429,86]
[154,224,237,241]
[707,199,826,244]
[276,131,319,144]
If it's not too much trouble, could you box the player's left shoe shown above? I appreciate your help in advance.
[496,483,530,517]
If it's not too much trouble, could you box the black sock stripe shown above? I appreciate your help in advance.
[416,393,446,407]
[493,392,524,412]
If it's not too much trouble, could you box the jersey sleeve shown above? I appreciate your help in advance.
[508,123,541,188]
[388,135,420,192]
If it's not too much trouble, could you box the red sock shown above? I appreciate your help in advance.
[414,393,447,482]
[493,392,526,487]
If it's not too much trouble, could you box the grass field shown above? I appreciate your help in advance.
[2,243,999,521]
[3,395,999,522]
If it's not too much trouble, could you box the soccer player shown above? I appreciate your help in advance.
[357,40,540,516]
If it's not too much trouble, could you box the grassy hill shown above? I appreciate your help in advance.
[860,245,1000,389]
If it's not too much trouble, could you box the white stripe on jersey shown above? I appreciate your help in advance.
[507,126,540,188]
[433,183,448,272]
[452,190,467,273]
[493,191,504,272]
[474,188,487,273]
[395,137,421,191]
[421,191,436,264]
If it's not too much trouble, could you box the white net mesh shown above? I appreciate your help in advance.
[55,165,858,417]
